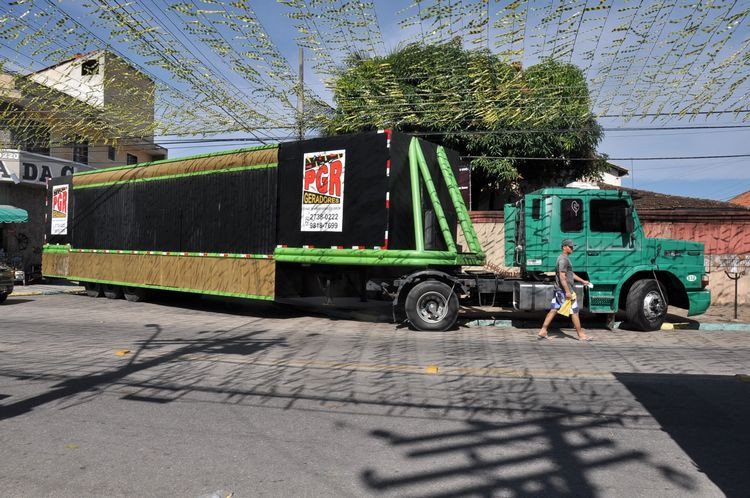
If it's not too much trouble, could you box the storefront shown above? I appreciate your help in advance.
[0,149,84,276]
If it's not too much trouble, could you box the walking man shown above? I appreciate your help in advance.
[537,239,592,341]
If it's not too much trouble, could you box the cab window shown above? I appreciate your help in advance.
[561,198,583,232]
[531,198,541,220]
[590,199,629,232]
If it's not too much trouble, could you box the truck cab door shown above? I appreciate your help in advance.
[585,197,640,311]
[550,196,587,271]
[586,197,638,258]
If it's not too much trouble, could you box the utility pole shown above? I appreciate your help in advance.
[298,46,304,141]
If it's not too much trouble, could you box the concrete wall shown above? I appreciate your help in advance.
[49,136,166,170]
[642,221,750,306]
[29,53,105,108]
[464,213,749,306]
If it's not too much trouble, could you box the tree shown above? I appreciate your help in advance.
[324,41,606,208]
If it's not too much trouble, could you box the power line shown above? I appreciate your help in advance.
[460,153,750,161]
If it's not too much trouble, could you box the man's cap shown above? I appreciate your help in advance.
[561,239,575,248]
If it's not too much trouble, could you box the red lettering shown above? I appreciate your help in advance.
[53,190,68,214]
[329,160,342,197]
[304,169,316,190]
[316,164,328,194]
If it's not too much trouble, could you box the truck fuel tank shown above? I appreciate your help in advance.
[513,281,585,311]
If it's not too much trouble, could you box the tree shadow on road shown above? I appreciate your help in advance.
[360,410,696,497]
[0,322,285,421]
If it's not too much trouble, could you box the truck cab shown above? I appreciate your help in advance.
[505,187,711,330]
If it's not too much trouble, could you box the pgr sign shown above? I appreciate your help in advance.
[0,150,78,186]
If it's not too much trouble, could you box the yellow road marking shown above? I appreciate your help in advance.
[135,352,617,380]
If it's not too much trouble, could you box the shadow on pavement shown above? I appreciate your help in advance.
[1,298,34,306]
[360,411,696,497]
[0,323,285,421]
[615,372,750,497]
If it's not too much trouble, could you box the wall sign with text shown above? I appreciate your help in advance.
[301,149,345,232]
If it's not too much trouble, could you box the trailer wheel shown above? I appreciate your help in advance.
[405,281,459,331]
[123,286,149,302]
[103,284,123,300]
[85,282,104,298]
[626,279,668,331]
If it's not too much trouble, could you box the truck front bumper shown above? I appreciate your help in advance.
[687,289,711,316]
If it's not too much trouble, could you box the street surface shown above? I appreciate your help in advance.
[1,294,749,497]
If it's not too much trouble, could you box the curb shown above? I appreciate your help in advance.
[10,288,86,297]
[464,318,750,331]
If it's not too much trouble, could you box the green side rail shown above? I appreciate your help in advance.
[407,137,425,251]
[410,138,457,253]
[436,146,484,256]
[274,247,484,266]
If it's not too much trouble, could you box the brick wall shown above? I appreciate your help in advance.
[466,210,749,306]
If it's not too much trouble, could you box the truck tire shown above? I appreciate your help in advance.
[405,280,459,331]
[626,279,668,331]
[85,282,104,298]
[103,284,123,300]
[0,292,7,303]
[123,286,149,302]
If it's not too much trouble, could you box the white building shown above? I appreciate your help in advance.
[0,51,167,273]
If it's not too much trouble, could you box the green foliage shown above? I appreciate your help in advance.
[325,41,606,201]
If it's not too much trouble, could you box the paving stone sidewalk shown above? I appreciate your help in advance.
[8,281,750,330]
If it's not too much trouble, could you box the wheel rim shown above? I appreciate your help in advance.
[416,291,449,324]
[643,290,666,320]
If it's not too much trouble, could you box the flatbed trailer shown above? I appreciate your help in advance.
[43,131,709,331]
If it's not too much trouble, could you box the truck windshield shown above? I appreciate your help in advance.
[590,199,629,232]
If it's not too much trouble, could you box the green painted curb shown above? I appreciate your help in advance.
[464,318,750,331]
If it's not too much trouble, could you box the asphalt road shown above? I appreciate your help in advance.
[1,293,749,497]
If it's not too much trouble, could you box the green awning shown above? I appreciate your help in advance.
[0,205,28,223]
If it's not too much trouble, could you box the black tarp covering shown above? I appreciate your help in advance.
[54,132,465,255]
[387,133,461,251]
[71,168,277,254]
[46,175,74,246]
[276,132,390,248]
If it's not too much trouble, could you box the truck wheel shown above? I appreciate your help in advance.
[123,286,149,302]
[103,284,123,300]
[0,292,7,303]
[85,282,104,298]
[626,279,668,331]
[405,281,459,331]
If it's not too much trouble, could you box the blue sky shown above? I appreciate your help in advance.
[231,1,750,202]
[3,1,747,202]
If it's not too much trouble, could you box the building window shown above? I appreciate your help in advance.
[107,146,116,161]
[81,59,99,76]
[590,199,629,232]
[560,198,583,232]
[126,153,138,165]
[73,140,89,165]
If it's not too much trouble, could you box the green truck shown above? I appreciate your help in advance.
[504,188,711,330]
[42,131,710,331]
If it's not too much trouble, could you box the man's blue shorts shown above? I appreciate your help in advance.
[551,290,579,314]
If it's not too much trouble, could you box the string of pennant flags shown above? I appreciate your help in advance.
[0,0,748,150]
